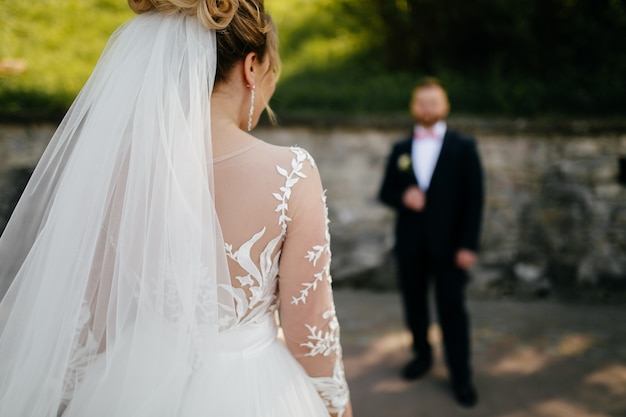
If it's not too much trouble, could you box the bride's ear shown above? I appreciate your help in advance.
[243,52,259,89]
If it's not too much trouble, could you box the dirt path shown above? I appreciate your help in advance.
[335,289,626,417]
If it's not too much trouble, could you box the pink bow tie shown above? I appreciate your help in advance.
[414,127,438,140]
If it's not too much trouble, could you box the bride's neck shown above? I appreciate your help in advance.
[210,89,257,158]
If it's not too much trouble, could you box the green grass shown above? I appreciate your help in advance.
[1,0,393,121]
[0,0,134,121]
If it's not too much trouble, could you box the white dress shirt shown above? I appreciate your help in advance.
[411,121,446,190]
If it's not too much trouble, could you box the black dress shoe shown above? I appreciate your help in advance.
[401,357,432,380]
[452,380,478,407]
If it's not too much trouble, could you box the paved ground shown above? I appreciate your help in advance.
[334,289,626,417]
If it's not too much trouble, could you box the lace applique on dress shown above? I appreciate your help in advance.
[61,303,99,407]
[292,191,331,306]
[220,146,349,416]
[222,146,316,325]
[301,308,341,357]
[223,228,281,325]
[310,360,351,417]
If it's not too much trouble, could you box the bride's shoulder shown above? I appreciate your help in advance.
[257,142,318,169]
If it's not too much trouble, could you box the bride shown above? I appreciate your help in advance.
[0,1,352,416]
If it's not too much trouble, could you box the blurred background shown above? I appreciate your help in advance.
[1,0,626,121]
[1,1,625,416]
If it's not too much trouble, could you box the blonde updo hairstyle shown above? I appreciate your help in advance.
[129,0,280,119]
[128,0,280,83]
[128,0,239,30]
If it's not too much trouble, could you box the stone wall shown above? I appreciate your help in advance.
[255,121,626,301]
[1,121,625,300]
[0,125,50,234]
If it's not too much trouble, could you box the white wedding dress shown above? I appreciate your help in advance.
[61,143,349,417]
[0,12,349,417]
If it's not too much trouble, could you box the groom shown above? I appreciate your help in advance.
[378,77,484,407]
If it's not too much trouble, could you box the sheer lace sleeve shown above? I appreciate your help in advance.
[277,148,351,417]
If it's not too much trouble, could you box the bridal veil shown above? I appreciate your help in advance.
[0,12,237,416]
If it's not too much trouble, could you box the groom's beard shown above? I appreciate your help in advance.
[414,112,447,127]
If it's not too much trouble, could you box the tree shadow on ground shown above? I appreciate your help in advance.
[335,290,626,417]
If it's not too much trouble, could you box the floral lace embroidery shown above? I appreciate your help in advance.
[223,228,281,325]
[221,147,313,324]
[301,306,347,416]
[310,360,350,417]
[61,303,99,406]
[273,146,314,231]
[301,308,341,357]
[221,147,348,416]
[292,191,331,306]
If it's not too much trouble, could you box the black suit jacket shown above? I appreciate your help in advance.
[379,129,484,261]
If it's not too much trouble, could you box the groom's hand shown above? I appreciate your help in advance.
[455,249,477,270]
[402,186,426,212]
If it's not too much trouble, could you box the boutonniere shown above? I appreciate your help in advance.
[397,153,412,172]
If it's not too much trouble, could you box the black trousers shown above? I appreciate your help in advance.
[396,252,472,383]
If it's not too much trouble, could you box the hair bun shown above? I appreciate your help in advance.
[128,0,239,30]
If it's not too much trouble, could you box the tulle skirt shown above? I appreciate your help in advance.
[61,317,330,417]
